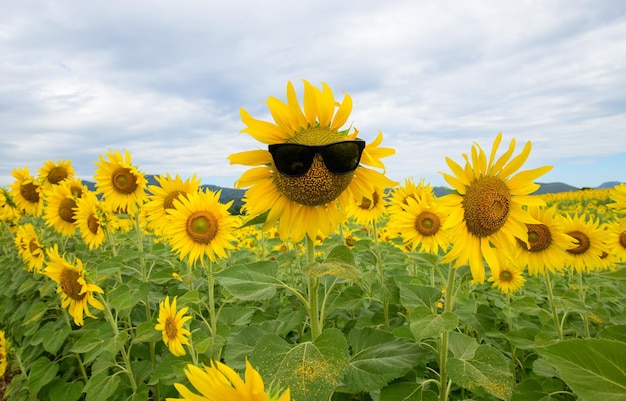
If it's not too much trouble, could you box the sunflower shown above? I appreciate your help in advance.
[44,245,104,326]
[0,188,21,224]
[168,359,291,401]
[0,330,6,377]
[93,149,148,215]
[144,173,201,235]
[228,80,396,242]
[38,159,75,189]
[561,213,609,273]
[163,188,238,266]
[74,191,108,250]
[155,296,192,357]
[65,177,88,199]
[14,223,45,273]
[606,218,626,262]
[345,187,387,226]
[514,205,575,276]
[388,180,449,254]
[10,167,44,216]
[43,182,78,237]
[487,249,526,296]
[609,183,626,214]
[439,133,552,283]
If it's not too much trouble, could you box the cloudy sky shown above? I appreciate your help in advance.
[2,0,625,190]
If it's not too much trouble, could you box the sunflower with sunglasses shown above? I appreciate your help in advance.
[228,80,396,242]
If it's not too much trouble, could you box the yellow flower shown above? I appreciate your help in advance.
[609,183,626,214]
[514,205,576,276]
[562,213,610,273]
[606,218,626,263]
[44,245,104,326]
[155,296,191,357]
[38,159,75,189]
[163,189,238,267]
[93,149,148,215]
[13,223,45,273]
[345,188,387,226]
[168,359,290,401]
[43,181,78,237]
[388,180,449,254]
[0,330,7,377]
[488,250,526,295]
[439,133,552,283]
[74,191,108,250]
[10,167,44,216]
[144,173,201,235]
[228,80,396,242]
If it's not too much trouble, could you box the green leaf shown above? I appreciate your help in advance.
[511,379,566,401]
[83,373,120,401]
[538,338,626,401]
[251,328,349,401]
[26,357,59,397]
[132,321,163,344]
[48,379,84,401]
[215,261,279,301]
[342,327,423,393]
[447,331,479,360]
[409,308,458,341]
[380,382,439,401]
[303,245,361,281]
[107,284,134,312]
[504,326,541,350]
[398,283,442,309]
[70,330,104,354]
[598,325,626,343]
[239,210,269,228]
[22,301,48,325]
[447,344,514,400]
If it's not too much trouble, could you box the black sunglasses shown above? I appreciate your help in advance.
[268,140,366,177]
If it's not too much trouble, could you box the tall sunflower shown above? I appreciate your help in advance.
[388,180,449,254]
[228,80,396,242]
[44,245,104,326]
[74,191,108,250]
[514,205,575,276]
[439,133,552,283]
[562,213,610,273]
[144,173,201,235]
[93,149,148,215]
[168,359,291,401]
[10,167,44,216]
[155,296,192,357]
[43,181,78,237]
[38,159,75,189]
[14,223,45,273]
[606,218,626,263]
[487,249,527,296]
[163,189,238,267]
[0,188,21,224]
[609,183,626,214]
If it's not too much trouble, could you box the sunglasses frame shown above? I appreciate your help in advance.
[268,139,366,177]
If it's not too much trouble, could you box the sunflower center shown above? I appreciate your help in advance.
[164,191,184,210]
[60,268,85,301]
[415,211,441,236]
[463,176,511,237]
[518,223,552,252]
[48,166,69,184]
[87,214,100,235]
[70,185,84,198]
[29,239,42,255]
[566,230,590,255]
[20,182,40,203]
[164,317,178,340]
[186,211,218,244]
[620,231,626,249]
[111,168,138,195]
[59,198,78,223]
[359,191,379,210]
[499,270,513,282]
[272,128,355,206]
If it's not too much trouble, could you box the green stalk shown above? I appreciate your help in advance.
[372,220,390,326]
[439,263,456,401]
[306,235,322,339]
[544,272,563,340]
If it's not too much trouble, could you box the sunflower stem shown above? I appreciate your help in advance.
[544,271,563,340]
[577,270,591,337]
[439,262,456,401]
[306,235,322,340]
[372,220,390,326]
[206,259,220,357]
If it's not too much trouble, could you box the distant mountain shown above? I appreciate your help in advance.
[595,181,622,189]
[534,182,579,194]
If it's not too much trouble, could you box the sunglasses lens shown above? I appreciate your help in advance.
[322,141,364,174]
[270,144,314,176]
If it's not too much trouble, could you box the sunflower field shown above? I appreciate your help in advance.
[1,81,626,401]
